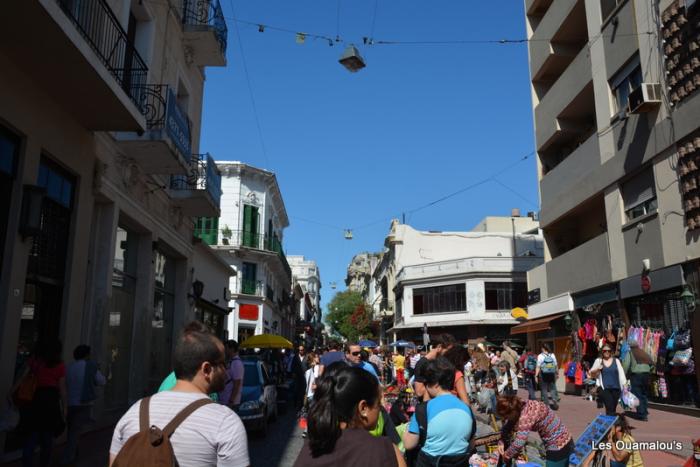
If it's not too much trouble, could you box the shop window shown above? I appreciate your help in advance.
[0,126,19,280]
[485,282,528,311]
[610,56,643,116]
[412,283,466,315]
[622,168,657,222]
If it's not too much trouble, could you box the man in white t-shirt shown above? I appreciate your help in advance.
[535,343,558,410]
[109,322,249,467]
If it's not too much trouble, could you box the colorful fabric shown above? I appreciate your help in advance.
[503,400,572,460]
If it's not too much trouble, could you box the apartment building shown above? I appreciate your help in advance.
[524,0,700,409]
[288,255,322,347]
[204,162,295,343]
[0,0,227,454]
[382,218,544,343]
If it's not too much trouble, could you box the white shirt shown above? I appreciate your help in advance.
[66,359,106,407]
[305,365,320,398]
[497,369,519,393]
[110,391,249,467]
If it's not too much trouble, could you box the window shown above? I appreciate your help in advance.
[622,168,657,221]
[151,249,176,392]
[242,262,257,295]
[412,284,466,315]
[485,282,528,311]
[601,0,625,21]
[611,56,643,115]
[242,205,260,248]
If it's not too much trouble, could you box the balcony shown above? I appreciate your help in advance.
[115,85,193,174]
[0,0,148,131]
[543,232,612,297]
[217,230,292,280]
[169,154,221,217]
[182,0,228,67]
[239,279,263,296]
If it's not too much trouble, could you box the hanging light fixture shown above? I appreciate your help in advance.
[344,229,353,240]
[681,285,696,310]
[339,45,366,72]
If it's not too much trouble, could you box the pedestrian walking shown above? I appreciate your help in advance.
[61,344,106,465]
[14,339,67,467]
[496,395,573,467]
[319,340,345,376]
[497,361,518,396]
[294,366,405,467]
[413,334,456,402]
[393,351,406,387]
[621,339,653,421]
[518,347,538,400]
[403,357,475,467]
[590,344,627,416]
[346,344,380,380]
[297,344,308,373]
[536,344,559,410]
[369,348,384,382]
[109,322,248,467]
[218,340,244,412]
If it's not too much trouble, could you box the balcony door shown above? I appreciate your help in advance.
[242,262,257,295]
[242,205,259,248]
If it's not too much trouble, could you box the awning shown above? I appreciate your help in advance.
[510,313,567,335]
[573,286,618,309]
[527,293,573,319]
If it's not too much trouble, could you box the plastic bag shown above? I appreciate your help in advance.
[621,386,639,409]
[0,398,19,432]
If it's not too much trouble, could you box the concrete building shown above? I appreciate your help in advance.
[288,255,322,346]
[384,219,544,343]
[206,162,295,343]
[523,0,700,408]
[0,0,228,454]
[345,252,381,294]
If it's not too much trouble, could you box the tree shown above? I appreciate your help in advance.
[325,290,375,342]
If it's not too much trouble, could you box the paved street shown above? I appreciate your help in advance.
[247,405,305,467]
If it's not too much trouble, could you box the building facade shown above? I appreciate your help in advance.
[524,0,700,408]
[204,162,295,343]
[288,255,322,347]
[0,0,228,454]
[384,218,544,343]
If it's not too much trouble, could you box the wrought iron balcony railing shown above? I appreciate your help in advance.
[240,278,262,296]
[182,0,228,55]
[132,85,193,162]
[56,0,148,109]
[170,154,222,206]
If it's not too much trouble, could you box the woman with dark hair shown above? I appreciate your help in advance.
[15,339,67,467]
[294,366,405,467]
[443,346,471,406]
[496,394,573,467]
[590,344,627,416]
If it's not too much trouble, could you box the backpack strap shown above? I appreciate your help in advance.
[162,398,214,438]
[139,396,151,433]
[415,401,428,448]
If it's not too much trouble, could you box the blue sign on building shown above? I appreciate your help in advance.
[166,89,191,162]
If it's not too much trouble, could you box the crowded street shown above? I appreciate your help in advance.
[2,0,700,466]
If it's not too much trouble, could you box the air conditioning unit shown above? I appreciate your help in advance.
[628,83,662,113]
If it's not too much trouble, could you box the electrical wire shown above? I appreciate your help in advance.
[491,178,538,208]
[227,0,271,169]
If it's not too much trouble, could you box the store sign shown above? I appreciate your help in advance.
[239,304,259,321]
[569,414,618,466]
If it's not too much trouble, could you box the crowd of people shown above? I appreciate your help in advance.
[11,324,697,466]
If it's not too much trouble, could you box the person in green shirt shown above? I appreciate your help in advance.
[621,339,653,421]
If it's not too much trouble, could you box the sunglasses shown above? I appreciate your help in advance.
[351,351,361,356]
[602,349,612,352]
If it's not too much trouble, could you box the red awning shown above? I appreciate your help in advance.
[510,313,566,335]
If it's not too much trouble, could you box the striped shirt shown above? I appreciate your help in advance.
[504,400,571,460]
[110,391,249,467]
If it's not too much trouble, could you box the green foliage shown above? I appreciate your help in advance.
[325,290,374,342]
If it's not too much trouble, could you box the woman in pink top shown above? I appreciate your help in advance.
[16,340,67,467]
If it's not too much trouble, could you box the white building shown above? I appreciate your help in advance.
[288,255,322,346]
[191,241,236,338]
[0,0,228,451]
[385,217,544,343]
[208,162,295,343]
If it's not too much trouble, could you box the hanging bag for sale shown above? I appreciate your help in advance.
[672,348,693,366]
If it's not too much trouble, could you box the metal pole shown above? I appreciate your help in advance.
[511,217,517,256]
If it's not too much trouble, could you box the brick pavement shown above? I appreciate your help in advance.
[474,389,698,466]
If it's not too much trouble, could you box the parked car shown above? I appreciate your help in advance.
[239,359,277,434]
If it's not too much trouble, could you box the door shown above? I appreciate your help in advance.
[241,262,257,295]
[242,205,259,248]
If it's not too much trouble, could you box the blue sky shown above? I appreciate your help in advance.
[201,0,538,314]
